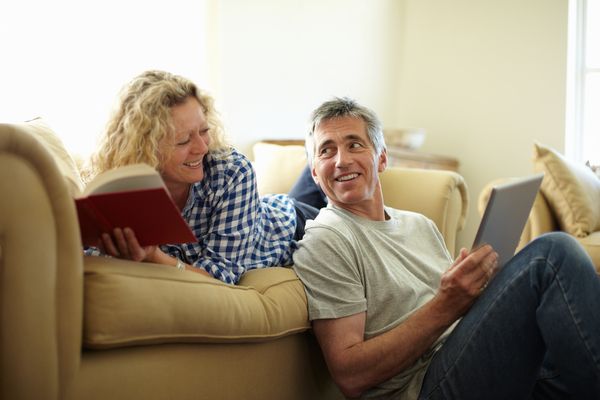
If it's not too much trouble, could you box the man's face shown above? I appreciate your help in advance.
[311,116,387,215]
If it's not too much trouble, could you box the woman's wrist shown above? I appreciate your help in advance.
[151,250,186,271]
[145,248,170,265]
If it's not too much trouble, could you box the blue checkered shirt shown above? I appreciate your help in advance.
[160,149,298,284]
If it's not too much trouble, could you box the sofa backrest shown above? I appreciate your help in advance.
[380,167,467,255]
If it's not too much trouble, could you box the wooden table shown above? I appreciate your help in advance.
[260,140,459,172]
[386,146,459,172]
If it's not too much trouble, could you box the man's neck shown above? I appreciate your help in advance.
[331,191,387,222]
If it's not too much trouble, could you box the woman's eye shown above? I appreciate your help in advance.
[177,138,191,146]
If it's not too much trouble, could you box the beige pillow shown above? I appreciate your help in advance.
[252,142,307,195]
[533,143,600,237]
[19,118,84,197]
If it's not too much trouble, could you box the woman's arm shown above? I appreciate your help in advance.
[100,227,211,277]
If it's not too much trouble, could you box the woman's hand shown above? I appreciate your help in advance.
[101,227,211,278]
[101,227,161,263]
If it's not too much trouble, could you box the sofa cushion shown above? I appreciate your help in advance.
[83,256,310,349]
[533,143,600,237]
[252,142,307,195]
[16,118,84,197]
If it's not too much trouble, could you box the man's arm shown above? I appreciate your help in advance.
[313,245,498,398]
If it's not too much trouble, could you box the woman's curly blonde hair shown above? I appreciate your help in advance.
[90,70,228,177]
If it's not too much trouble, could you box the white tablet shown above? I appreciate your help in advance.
[472,173,544,268]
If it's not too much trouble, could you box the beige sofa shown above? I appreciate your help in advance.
[479,143,600,273]
[0,121,468,400]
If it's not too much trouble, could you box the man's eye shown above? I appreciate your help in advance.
[350,142,363,149]
[319,147,332,156]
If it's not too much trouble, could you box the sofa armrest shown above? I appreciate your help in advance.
[0,122,83,400]
[518,193,559,250]
[380,167,468,256]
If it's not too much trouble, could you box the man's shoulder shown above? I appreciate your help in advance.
[385,207,430,223]
[301,207,364,247]
[309,206,355,230]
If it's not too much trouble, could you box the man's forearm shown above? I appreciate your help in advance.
[321,297,456,398]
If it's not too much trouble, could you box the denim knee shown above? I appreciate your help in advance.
[523,231,594,275]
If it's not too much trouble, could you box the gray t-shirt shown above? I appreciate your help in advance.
[292,205,454,399]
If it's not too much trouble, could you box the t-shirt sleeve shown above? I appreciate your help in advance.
[292,224,367,320]
[426,218,454,264]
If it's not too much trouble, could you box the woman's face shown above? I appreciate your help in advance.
[159,96,210,193]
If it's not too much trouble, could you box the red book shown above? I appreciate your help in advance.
[76,163,196,247]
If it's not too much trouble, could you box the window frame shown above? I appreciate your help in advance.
[566,0,598,164]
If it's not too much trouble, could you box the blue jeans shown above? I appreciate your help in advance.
[291,199,320,241]
[419,232,600,400]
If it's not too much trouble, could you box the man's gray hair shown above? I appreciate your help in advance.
[305,97,385,167]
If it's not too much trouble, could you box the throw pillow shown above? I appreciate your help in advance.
[533,142,600,237]
[20,118,85,197]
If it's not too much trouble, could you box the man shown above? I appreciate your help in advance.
[292,97,600,399]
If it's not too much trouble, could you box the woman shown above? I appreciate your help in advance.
[89,70,319,284]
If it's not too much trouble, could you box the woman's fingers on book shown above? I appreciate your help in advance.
[112,228,131,259]
[123,228,148,262]
[101,232,120,257]
[101,227,154,262]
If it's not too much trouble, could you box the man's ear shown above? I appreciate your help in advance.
[377,148,388,173]
[311,164,320,185]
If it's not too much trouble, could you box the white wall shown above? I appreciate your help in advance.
[213,0,569,251]
[212,0,404,155]
[396,0,568,249]
[0,0,211,158]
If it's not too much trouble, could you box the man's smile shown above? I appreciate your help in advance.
[335,173,359,182]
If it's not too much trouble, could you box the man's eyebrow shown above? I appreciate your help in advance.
[344,133,366,142]
[316,133,367,149]
[316,138,334,149]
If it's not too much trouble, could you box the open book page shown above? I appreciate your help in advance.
[81,163,164,197]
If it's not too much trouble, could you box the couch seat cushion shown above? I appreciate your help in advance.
[83,256,309,349]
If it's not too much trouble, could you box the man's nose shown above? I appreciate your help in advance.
[335,148,352,167]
